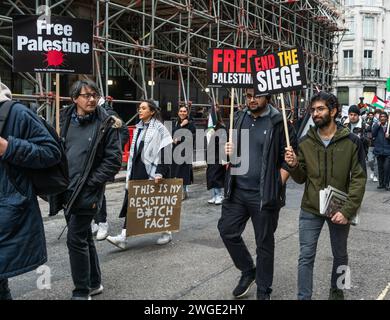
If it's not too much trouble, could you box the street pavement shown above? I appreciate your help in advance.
[8,169,390,300]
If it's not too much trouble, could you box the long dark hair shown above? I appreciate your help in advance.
[140,99,162,122]
[177,105,190,124]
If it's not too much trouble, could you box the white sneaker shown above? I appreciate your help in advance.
[90,284,104,296]
[214,196,224,205]
[370,173,374,180]
[208,197,216,204]
[91,223,99,236]
[106,229,128,250]
[156,232,172,245]
[373,176,378,182]
[96,222,109,241]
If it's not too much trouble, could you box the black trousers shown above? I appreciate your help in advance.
[94,195,107,224]
[218,188,279,296]
[66,214,101,297]
[376,155,390,187]
[0,278,12,300]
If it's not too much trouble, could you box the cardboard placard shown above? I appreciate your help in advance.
[207,48,261,88]
[126,179,183,237]
[250,47,307,95]
[12,15,93,74]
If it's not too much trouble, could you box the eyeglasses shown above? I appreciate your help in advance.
[79,93,101,100]
[310,106,328,114]
[244,93,256,100]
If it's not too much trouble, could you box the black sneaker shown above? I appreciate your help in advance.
[257,293,271,300]
[71,295,92,300]
[257,288,272,300]
[90,284,104,296]
[377,185,385,189]
[328,288,344,300]
[232,272,256,298]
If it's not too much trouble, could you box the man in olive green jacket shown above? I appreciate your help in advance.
[285,92,366,300]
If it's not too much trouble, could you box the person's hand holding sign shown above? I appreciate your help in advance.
[154,174,163,184]
[225,142,234,157]
[284,146,298,168]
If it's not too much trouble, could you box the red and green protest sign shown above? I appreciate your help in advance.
[207,48,261,88]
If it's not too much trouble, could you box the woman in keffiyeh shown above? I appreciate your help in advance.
[106,100,173,250]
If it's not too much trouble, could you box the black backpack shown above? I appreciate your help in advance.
[0,100,69,197]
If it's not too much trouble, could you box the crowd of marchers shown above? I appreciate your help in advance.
[0,80,371,300]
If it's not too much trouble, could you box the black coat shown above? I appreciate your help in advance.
[372,123,390,156]
[206,124,227,190]
[0,101,61,278]
[225,106,297,211]
[50,105,122,216]
[171,120,196,185]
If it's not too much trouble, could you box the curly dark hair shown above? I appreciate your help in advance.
[310,91,340,113]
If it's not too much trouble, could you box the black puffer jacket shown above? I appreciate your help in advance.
[50,105,122,215]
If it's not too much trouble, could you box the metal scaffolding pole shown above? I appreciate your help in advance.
[0,0,345,121]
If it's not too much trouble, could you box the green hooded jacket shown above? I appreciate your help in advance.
[289,126,367,219]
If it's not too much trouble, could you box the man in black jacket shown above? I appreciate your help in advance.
[218,88,296,300]
[51,80,122,299]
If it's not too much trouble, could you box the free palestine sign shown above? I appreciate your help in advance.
[12,15,93,74]
[207,48,262,88]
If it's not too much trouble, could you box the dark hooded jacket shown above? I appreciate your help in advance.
[49,104,122,216]
[225,105,296,211]
[0,100,61,278]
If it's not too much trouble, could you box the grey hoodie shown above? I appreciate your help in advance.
[0,81,12,103]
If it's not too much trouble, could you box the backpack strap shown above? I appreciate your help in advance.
[0,101,16,136]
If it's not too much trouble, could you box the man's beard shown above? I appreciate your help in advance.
[249,104,266,113]
[313,113,332,129]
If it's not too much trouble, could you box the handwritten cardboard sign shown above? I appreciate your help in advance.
[250,47,307,95]
[126,179,183,237]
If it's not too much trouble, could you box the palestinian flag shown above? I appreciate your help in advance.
[372,96,385,110]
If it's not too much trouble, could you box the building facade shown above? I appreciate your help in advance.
[336,0,390,107]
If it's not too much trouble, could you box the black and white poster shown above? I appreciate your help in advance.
[12,15,93,74]
[250,47,307,95]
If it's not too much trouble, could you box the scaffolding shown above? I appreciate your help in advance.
[0,0,345,123]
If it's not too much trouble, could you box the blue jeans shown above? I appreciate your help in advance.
[211,188,223,198]
[298,209,350,300]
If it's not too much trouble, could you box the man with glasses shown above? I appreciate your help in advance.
[50,80,122,299]
[219,88,296,300]
[285,92,367,300]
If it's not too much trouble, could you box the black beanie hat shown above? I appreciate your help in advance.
[348,105,360,115]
